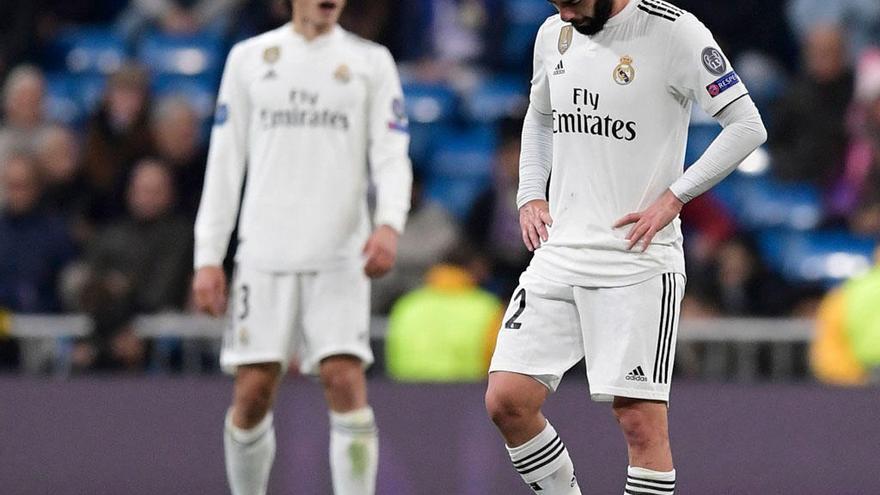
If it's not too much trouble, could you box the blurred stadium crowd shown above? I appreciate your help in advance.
[0,0,879,374]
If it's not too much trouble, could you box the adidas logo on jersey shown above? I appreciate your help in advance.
[553,60,565,75]
[625,366,648,382]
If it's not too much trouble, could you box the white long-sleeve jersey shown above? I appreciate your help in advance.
[518,0,763,287]
[194,24,412,272]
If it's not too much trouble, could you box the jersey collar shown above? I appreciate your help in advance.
[286,23,343,47]
[604,0,639,28]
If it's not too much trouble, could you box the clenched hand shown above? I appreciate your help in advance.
[192,265,227,317]
[363,225,399,278]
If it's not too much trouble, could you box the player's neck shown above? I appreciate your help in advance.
[610,0,630,18]
[291,17,335,41]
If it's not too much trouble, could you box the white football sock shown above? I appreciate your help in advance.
[329,406,379,495]
[224,409,275,495]
[507,421,582,494]
[625,465,676,495]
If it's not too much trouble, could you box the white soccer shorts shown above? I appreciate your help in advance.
[220,263,373,375]
[489,270,685,402]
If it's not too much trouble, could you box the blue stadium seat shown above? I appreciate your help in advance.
[409,122,453,168]
[76,75,107,114]
[758,229,876,286]
[462,76,528,123]
[44,74,86,125]
[151,74,218,121]
[501,0,554,67]
[52,27,127,76]
[426,127,496,218]
[685,123,721,166]
[138,32,224,80]
[714,174,822,231]
[504,0,556,25]
[402,83,457,124]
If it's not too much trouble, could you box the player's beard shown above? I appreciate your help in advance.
[571,0,614,36]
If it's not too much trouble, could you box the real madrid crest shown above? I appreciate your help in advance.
[333,64,351,83]
[263,46,280,64]
[558,25,573,55]
[613,55,635,85]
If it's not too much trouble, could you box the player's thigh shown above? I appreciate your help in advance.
[575,273,684,402]
[220,265,298,373]
[489,270,584,392]
[298,265,372,375]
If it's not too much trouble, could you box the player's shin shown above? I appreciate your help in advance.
[507,421,582,495]
[329,406,379,495]
[224,409,276,495]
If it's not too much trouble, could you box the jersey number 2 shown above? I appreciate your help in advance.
[504,289,526,330]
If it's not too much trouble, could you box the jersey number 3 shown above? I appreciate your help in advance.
[504,288,526,330]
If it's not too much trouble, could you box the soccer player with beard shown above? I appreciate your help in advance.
[192,0,411,493]
[485,0,766,493]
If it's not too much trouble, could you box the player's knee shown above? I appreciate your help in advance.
[612,401,659,450]
[319,355,364,398]
[485,387,538,431]
[233,365,280,427]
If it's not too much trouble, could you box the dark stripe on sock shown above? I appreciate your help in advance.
[512,435,560,467]
[627,480,676,492]
[626,489,673,495]
[517,443,566,474]
[628,475,676,485]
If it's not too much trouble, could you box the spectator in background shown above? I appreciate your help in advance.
[119,0,247,37]
[0,1,40,81]
[150,96,206,218]
[683,236,795,317]
[788,0,880,62]
[831,49,880,234]
[0,154,76,369]
[0,65,49,162]
[35,125,92,243]
[73,159,192,370]
[769,24,853,186]
[371,171,459,314]
[812,246,880,386]
[385,243,502,382]
[465,119,531,297]
[82,64,153,224]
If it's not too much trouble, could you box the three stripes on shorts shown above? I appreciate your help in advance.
[652,273,678,384]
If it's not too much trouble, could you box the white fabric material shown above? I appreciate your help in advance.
[224,410,276,495]
[516,104,554,209]
[625,465,676,495]
[195,24,412,271]
[507,421,580,493]
[669,96,767,203]
[220,264,372,375]
[329,407,379,495]
[490,271,684,402]
[520,2,756,287]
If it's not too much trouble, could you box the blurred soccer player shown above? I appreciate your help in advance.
[484,1,767,494]
[192,0,412,493]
